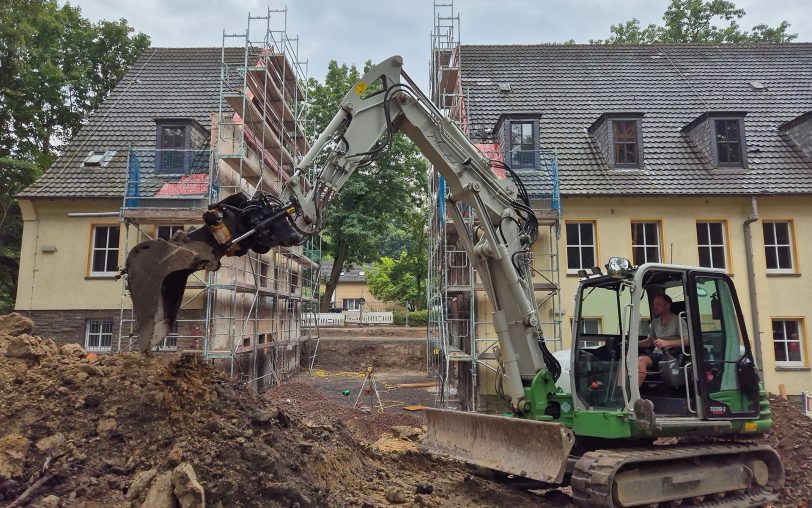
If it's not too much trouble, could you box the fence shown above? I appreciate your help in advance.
[302,312,394,327]
[804,392,812,419]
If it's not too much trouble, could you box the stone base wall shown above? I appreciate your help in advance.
[17,309,204,352]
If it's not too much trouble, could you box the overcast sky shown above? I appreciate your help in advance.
[71,0,812,90]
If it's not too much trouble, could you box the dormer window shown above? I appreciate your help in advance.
[588,113,644,169]
[509,121,535,169]
[154,118,211,174]
[683,112,747,168]
[612,120,639,166]
[156,122,190,174]
[714,119,744,166]
[779,111,812,160]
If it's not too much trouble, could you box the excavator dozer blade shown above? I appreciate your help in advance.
[421,408,575,484]
[125,238,221,352]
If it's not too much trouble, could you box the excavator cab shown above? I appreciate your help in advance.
[570,260,762,424]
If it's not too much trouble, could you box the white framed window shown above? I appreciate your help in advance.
[509,121,535,169]
[565,221,597,272]
[763,221,796,273]
[573,317,602,348]
[344,298,363,311]
[85,320,113,352]
[611,119,640,167]
[90,225,120,276]
[772,319,805,367]
[631,221,661,265]
[156,225,184,241]
[696,221,728,270]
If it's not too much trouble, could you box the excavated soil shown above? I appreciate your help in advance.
[1,312,809,507]
[0,314,558,507]
[765,394,812,507]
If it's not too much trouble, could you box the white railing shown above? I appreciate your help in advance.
[803,392,812,419]
[303,311,394,327]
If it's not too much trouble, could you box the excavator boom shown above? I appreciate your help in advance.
[124,54,573,484]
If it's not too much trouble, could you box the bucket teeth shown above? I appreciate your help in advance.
[125,238,220,352]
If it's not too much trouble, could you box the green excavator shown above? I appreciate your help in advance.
[125,56,784,507]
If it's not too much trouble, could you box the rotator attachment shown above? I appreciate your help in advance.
[125,192,304,352]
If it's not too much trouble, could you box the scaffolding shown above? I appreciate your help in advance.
[427,0,563,412]
[118,8,320,389]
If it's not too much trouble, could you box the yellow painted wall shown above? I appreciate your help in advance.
[474,195,812,395]
[14,199,309,351]
[323,280,398,312]
[16,199,127,311]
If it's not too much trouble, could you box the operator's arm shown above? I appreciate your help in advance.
[652,316,689,349]
[639,322,656,348]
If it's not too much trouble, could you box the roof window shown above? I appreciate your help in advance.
[82,150,117,167]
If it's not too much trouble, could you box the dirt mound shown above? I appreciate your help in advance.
[765,394,812,507]
[0,315,557,507]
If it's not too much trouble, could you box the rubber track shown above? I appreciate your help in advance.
[571,442,781,507]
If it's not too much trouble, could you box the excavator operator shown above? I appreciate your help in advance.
[637,294,689,386]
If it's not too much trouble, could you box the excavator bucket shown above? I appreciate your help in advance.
[421,408,575,484]
[125,237,221,352]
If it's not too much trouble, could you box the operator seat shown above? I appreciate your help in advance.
[641,300,689,389]
[659,300,691,389]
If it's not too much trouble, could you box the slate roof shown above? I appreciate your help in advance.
[19,47,246,199]
[320,261,371,283]
[459,43,812,195]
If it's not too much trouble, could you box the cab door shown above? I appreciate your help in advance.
[688,273,760,419]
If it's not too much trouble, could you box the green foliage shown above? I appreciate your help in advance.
[0,0,150,167]
[307,60,428,310]
[593,0,797,44]
[0,2,147,311]
[368,251,421,310]
[367,197,429,311]
[392,309,429,327]
[0,158,41,313]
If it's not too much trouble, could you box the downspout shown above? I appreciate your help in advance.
[743,196,763,369]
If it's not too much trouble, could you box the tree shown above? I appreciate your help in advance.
[0,1,149,311]
[0,0,150,167]
[307,61,428,311]
[368,252,421,311]
[593,0,797,44]
[368,202,429,311]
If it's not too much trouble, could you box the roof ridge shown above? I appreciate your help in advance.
[460,42,812,49]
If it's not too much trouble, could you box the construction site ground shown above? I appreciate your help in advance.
[0,314,810,507]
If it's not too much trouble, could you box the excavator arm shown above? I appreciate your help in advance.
[125,55,573,483]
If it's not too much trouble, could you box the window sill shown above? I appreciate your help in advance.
[765,272,801,277]
[85,275,119,280]
[775,366,811,372]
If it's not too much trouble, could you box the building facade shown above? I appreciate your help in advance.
[320,261,394,313]
[431,41,812,408]
[15,13,320,388]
